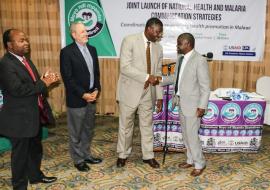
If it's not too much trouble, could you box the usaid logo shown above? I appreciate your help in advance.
[223,45,242,50]
[202,102,219,123]
[243,103,263,124]
[221,103,241,123]
[229,46,241,50]
[68,1,105,38]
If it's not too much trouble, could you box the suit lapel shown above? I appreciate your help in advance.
[151,42,158,73]
[174,55,183,84]
[7,53,36,80]
[181,51,196,81]
[26,58,40,79]
[138,35,147,66]
[71,43,88,70]
[87,44,96,73]
[138,34,159,74]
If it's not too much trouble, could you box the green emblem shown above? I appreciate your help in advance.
[68,1,105,38]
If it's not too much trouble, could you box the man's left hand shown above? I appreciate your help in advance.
[196,108,206,117]
[156,99,163,113]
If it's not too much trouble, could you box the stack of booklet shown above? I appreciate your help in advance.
[212,88,265,100]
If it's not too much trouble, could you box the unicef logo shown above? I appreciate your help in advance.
[243,103,263,124]
[68,1,105,38]
[221,103,241,123]
[202,102,219,123]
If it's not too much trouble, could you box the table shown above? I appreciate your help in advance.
[153,86,266,153]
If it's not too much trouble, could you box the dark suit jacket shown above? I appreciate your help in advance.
[60,42,101,108]
[0,52,54,138]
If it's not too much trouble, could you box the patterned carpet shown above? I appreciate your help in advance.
[1,115,270,190]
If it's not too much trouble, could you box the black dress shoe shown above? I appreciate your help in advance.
[30,176,57,184]
[85,157,102,164]
[143,158,160,168]
[116,158,127,168]
[74,162,90,172]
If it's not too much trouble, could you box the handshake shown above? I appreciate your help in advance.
[144,75,162,89]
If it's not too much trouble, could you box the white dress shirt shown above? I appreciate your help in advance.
[176,49,194,96]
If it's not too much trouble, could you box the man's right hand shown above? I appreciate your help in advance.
[144,80,150,89]
[144,75,160,89]
[148,75,159,85]
[82,90,99,102]
[82,93,92,102]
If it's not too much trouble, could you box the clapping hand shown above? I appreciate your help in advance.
[41,70,61,87]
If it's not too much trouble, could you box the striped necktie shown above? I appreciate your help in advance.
[22,57,48,123]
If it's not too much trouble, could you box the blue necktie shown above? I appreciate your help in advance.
[82,46,94,89]
[174,56,184,94]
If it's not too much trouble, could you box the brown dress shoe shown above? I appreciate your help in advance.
[143,158,160,168]
[116,158,126,168]
[178,162,193,169]
[190,166,206,177]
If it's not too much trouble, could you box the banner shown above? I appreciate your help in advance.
[60,0,116,56]
[60,0,267,61]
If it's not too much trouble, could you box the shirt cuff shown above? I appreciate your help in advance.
[145,74,149,81]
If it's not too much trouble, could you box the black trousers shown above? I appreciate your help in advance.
[9,128,44,190]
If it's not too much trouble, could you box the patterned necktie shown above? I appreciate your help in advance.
[174,56,184,94]
[82,46,94,89]
[22,58,37,81]
[22,58,48,122]
[146,41,151,74]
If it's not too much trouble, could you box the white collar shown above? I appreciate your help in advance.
[9,51,24,62]
[183,49,194,60]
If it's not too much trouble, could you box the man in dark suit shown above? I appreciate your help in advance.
[60,22,102,172]
[0,29,59,190]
